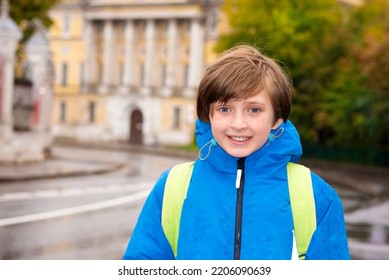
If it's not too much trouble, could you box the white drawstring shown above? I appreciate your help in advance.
[265,127,284,147]
[199,138,217,161]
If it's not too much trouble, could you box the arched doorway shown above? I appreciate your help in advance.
[130,109,143,144]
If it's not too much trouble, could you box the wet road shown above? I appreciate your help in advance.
[0,145,388,259]
[0,146,187,259]
[332,183,389,259]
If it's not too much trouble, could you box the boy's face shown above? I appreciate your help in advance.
[209,90,282,158]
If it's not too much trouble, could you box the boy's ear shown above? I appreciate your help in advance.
[272,118,283,130]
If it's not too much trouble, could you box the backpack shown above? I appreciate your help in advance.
[161,161,316,260]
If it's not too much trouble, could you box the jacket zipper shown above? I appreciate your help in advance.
[233,157,245,260]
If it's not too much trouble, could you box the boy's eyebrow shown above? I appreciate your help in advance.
[215,99,267,107]
[244,101,267,106]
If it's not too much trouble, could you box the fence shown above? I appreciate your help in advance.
[302,141,389,167]
[13,60,33,131]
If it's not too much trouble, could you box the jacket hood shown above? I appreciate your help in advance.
[195,119,302,175]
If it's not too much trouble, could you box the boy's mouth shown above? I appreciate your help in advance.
[229,136,251,143]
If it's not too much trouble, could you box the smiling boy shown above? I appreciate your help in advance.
[123,44,350,260]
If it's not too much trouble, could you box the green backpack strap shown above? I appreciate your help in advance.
[162,161,316,260]
[287,162,316,260]
[161,161,194,258]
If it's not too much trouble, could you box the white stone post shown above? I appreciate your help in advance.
[25,20,54,132]
[0,0,22,142]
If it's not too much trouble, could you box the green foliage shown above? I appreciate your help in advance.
[345,0,389,148]
[217,0,389,166]
[218,0,346,142]
[9,0,60,43]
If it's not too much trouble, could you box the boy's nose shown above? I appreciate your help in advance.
[231,113,248,131]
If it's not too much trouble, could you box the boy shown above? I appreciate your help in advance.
[123,45,350,260]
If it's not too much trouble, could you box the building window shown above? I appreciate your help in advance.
[173,106,181,129]
[184,64,189,87]
[120,63,124,85]
[61,63,68,86]
[140,64,145,86]
[161,64,167,87]
[88,101,96,123]
[98,62,103,84]
[79,62,84,86]
[60,102,66,123]
[62,14,71,34]
[185,21,191,38]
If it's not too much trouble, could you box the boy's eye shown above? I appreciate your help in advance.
[249,108,261,113]
[218,107,230,113]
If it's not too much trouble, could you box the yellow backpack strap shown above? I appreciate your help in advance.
[161,161,194,258]
[287,162,316,260]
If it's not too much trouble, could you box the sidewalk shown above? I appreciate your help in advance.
[0,139,195,183]
[0,157,124,182]
[0,140,388,198]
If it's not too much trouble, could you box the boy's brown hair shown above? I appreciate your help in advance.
[196,45,293,123]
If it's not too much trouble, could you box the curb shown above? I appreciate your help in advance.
[0,161,125,183]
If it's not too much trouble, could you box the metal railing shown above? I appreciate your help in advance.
[13,60,33,131]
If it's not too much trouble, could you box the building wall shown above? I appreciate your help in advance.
[49,0,222,146]
[49,1,94,134]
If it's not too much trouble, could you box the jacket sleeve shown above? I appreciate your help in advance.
[305,172,351,260]
[122,169,175,260]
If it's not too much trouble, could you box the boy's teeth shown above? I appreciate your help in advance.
[232,136,248,141]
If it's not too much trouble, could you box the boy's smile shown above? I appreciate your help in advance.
[209,90,283,158]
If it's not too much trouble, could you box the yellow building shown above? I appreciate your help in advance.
[49,0,222,145]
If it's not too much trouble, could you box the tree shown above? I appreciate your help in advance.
[349,0,389,147]
[217,0,347,143]
[217,0,389,165]
[9,0,60,43]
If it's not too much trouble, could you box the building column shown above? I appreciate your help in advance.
[99,20,115,94]
[120,19,135,95]
[185,18,205,98]
[83,20,96,91]
[142,19,156,96]
[161,18,178,97]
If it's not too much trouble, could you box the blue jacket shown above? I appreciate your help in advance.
[123,120,350,260]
